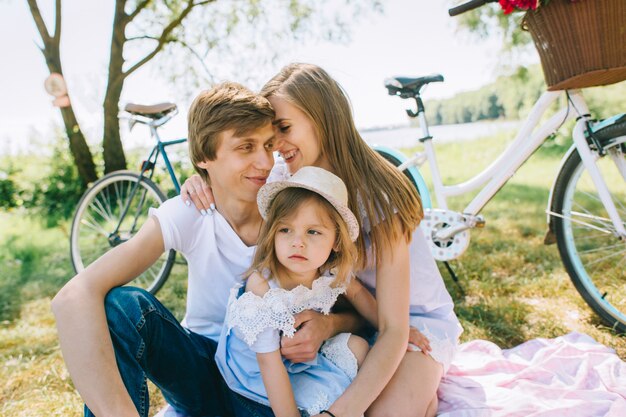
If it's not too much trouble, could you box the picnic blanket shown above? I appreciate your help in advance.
[437,332,626,417]
[155,332,626,417]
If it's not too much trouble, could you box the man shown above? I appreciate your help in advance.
[52,82,358,417]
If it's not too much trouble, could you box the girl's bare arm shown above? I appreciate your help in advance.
[257,350,301,417]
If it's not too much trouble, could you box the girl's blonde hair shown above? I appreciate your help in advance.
[247,187,357,288]
[261,63,422,270]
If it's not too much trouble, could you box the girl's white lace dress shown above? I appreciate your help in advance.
[215,272,358,416]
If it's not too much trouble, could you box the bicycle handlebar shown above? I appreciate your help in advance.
[448,0,496,17]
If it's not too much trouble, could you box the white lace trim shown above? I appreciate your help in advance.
[321,333,358,380]
[412,324,457,373]
[226,274,346,347]
[304,391,330,416]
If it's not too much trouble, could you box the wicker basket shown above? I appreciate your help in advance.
[524,0,626,91]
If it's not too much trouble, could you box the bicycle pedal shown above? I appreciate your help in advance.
[465,215,485,228]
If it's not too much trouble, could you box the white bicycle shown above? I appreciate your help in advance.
[373,2,626,332]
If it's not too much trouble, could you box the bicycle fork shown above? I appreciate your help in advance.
[572,118,626,239]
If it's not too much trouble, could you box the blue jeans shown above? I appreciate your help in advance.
[85,287,276,417]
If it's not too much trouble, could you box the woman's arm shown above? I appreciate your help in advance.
[324,222,411,417]
[346,278,431,354]
[345,278,378,329]
[257,350,301,417]
[51,217,166,417]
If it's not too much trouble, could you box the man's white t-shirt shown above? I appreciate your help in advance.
[149,197,256,341]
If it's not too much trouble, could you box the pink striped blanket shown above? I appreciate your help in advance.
[437,332,626,417]
[156,332,625,417]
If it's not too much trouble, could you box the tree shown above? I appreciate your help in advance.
[27,0,380,184]
[453,1,533,51]
[27,0,98,184]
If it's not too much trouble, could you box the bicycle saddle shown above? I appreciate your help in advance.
[385,74,444,98]
[125,103,177,119]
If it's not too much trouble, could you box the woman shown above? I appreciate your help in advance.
[184,63,462,417]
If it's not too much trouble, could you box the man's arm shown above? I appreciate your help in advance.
[51,216,166,417]
[280,296,367,363]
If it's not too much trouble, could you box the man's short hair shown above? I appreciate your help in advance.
[187,82,275,183]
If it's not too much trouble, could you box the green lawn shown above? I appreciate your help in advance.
[1,132,624,416]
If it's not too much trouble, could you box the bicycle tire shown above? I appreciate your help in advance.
[377,150,419,190]
[552,148,626,332]
[70,171,175,294]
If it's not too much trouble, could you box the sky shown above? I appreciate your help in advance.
[0,1,532,156]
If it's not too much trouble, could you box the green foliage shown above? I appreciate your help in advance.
[582,81,626,120]
[454,1,534,50]
[0,158,32,210]
[30,139,86,227]
[423,65,624,125]
[0,172,18,209]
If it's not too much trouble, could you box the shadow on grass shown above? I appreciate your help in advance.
[455,299,533,348]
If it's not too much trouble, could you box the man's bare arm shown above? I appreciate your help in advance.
[51,217,165,417]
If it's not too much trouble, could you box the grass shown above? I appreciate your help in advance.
[1,131,625,416]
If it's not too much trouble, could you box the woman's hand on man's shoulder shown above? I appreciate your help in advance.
[180,174,215,214]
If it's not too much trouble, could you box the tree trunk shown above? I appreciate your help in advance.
[102,0,129,174]
[27,0,98,185]
[102,79,127,174]
[59,106,98,184]
[44,54,98,185]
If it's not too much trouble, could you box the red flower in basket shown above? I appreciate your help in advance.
[498,0,539,14]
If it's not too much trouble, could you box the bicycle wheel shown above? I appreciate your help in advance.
[70,171,175,294]
[552,146,626,332]
[376,150,419,190]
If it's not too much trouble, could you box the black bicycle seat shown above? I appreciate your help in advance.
[385,74,444,98]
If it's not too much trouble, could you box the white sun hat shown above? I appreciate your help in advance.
[257,166,359,242]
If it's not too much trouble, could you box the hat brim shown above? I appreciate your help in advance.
[257,181,360,242]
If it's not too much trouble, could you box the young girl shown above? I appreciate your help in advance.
[215,166,378,417]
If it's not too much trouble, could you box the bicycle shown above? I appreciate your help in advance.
[70,102,187,294]
[373,0,626,332]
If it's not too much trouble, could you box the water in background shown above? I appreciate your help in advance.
[360,120,520,148]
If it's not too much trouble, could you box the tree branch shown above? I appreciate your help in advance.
[126,0,152,22]
[170,38,215,83]
[123,0,216,77]
[126,35,159,42]
[53,0,62,46]
[26,0,53,44]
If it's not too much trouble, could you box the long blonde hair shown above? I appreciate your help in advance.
[261,63,422,269]
[247,187,357,288]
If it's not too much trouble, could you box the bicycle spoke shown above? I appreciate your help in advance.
[578,242,625,255]
[90,194,117,226]
[79,213,111,237]
[571,200,615,230]
[99,186,117,223]
[584,247,626,267]
[573,231,612,241]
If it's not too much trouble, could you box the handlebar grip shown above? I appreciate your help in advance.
[448,0,489,16]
